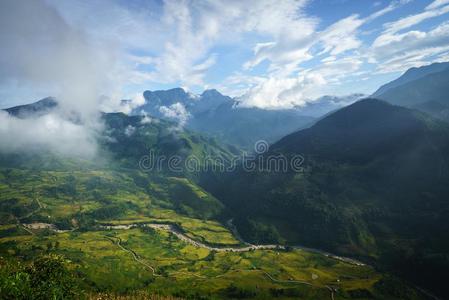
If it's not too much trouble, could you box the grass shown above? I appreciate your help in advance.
[0,168,237,245]
[0,167,426,299]
[98,208,240,246]
[0,226,420,299]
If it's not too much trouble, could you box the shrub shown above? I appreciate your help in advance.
[0,254,82,299]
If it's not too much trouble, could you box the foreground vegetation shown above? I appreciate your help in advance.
[1,226,424,299]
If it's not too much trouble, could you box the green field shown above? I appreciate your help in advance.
[0,167,427,299]
[0,225,422,299]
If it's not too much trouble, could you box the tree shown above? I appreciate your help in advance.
[0,254,81,299]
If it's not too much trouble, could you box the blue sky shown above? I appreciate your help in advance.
[1,0,449,110]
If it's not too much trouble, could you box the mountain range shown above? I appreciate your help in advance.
[374,61,449,122]
[3,61,449,298]
[373,61,449,97]
[133,88,364,148]
[209,98,449,297]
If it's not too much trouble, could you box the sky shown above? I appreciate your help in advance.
[1,0,449,110]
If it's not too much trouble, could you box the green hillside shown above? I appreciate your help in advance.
[0,167,425,299]
[375,68,449,122]
[0,104,428,299]
[212,99,449,297]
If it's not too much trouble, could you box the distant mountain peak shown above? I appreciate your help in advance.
[371,62,449,123]
[4,97,58,118]
[132,87,316,148]
[291,93,366,118]
[143,87,189,98]
[373,61,449,97]
[136,87,232,118]
[201,89,222,97]
[272,97,447,163]
[312,98,395,129]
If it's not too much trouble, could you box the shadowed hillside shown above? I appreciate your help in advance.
[212,99,449,297]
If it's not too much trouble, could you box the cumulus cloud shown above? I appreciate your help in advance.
[159,102,191,129]
[53,0,314,90]
[235,0,411,108]
[242,0,405,74]
[126,0,318,89]
[241,1,317,72]
[115,93,146,114]
[2,0,449,114]
[238,73,326,109]
[0,110,97,157]
[238,56,362,109]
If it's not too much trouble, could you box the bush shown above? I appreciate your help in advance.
[0,254,82,299]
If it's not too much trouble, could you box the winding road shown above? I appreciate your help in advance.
[100,222,365,266]
[105,236,160,276]
[22,219,357,300]
[101,223,283,252]
[103,233,332,294]
[21,215,443,300]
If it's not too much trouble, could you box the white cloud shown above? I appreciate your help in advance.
[209,73,267,98]
[0,0,125,119]
[238,54,364,109]
[366,0,412,22]
[371,21,449,73]
[124,125,136,137]
[317,15,364,56]
[436,50,449,61]
[3,0,448,114]
[243,0,407,74]
[236,0,413,109]
[0,0,121,156]
[382,4,449,34]
[237,73,326,109]
[140,0,318,89]
[426,0,449,10]
[241,1,317,71]
[0,111,97,157]
[159,102,191,128]
[375,45,449,73]
[140,112,153,124]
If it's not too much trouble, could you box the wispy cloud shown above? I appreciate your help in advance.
[371,18,449,74]
[426,0,449,10]
[382,4,449,34]
[235,0,411,108]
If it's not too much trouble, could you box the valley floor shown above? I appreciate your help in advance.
[0,168,428,299]
[1,217,426,300]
